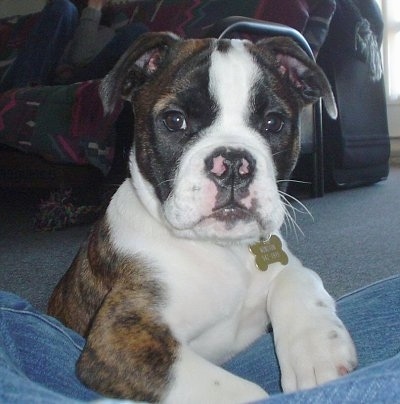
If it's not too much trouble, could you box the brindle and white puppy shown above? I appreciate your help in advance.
[48,32,357,403]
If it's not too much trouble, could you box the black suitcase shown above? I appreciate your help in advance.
[318,0,390,189]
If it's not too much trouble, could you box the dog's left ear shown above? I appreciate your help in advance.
[257,37,337,119]
[100,32,181,114]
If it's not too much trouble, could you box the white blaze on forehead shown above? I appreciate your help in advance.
[209,40,260,126]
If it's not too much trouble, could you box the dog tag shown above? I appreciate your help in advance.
[249,235,288,271]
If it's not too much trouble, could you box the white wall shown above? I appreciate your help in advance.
[387,104,400,138]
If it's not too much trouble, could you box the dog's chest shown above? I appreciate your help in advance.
[157,242,279,362]
[108,180,284,363]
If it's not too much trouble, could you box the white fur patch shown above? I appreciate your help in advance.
[209,40,257,127]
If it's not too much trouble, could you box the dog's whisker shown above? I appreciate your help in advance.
[280,203,293,235]
[279,190,313,221]
[282,204,297,237]
[276,179,313,216]
[281,198,304,240]
[278,189,314,240]
[279,193,299,237]
[272,149,290,157]
[277,179,311,186]
[289,213,304,239]
[156,178,175,187]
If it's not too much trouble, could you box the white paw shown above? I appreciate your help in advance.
[163,346,268,404]
[210,378,269,404]
[276,316,357,392]
[164,374,268,404]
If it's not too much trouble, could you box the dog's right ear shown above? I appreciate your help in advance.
[100,32,181,115]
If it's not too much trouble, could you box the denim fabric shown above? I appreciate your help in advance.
[0,0,79,91]
[0,293,99,403]
[0,275,399,403]
[70,23,149,82]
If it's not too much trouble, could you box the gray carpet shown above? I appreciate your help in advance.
[1,167,400,312]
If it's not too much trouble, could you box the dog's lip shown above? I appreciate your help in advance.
[210,202,253,222]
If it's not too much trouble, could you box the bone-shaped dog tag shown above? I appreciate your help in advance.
[249,235,289,271]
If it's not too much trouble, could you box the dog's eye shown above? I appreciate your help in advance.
[163,111,187,132]
[265,113,284,134]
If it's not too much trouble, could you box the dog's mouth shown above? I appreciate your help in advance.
[163,189,276,242]
[209,202,254,223]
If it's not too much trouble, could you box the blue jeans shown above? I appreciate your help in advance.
[69,23,148,82]
[0,0,79,91]
[0,275,399,403]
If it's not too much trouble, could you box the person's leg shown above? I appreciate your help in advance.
[2,275,399,402]
[336,274,400,368]
[223,274,400,395]
[0,0,79,91]
[0,291,100,402]
[71,23,148,81]
[263,351,400,403]
[98,23,149,67]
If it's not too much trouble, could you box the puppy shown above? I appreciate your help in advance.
[48,32,357,403]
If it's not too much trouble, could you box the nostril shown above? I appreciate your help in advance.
[210,155,227,177]
[238,158,251,176]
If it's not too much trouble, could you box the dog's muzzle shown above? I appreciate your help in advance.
[204,147,256,222]
[161,139,284,242]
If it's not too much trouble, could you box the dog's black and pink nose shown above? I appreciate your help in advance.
[205,148,255,190]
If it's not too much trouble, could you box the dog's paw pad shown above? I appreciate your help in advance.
[338,365,350,376]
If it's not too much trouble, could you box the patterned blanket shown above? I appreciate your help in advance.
[0,81,122,174]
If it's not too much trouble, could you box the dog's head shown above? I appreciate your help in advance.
[101,32,336,243]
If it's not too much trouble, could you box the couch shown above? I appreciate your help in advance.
[0,0,336,192]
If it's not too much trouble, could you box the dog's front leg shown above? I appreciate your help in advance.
[77,282,267,403]
[76,282,178,403]
[163,346,268,404]
[267,260,357,392]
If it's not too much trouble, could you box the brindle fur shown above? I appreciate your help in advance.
[48,219,177,401]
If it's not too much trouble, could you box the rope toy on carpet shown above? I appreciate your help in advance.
[34,189,103,231]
